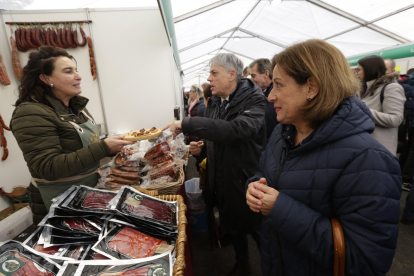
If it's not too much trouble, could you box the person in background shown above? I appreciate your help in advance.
[356,55,405,156]
[186,84,203,144]
[11,46,132,223]
[384,59,414,189]
[198,82,209,117]
[183,91,190,116]
[246,39,401,276]
[243,66,251,78]
[250,58,279,141]
[167,53,266,276]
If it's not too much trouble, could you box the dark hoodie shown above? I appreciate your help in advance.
[248,96,402,276]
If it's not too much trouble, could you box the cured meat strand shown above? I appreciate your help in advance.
[119,166,139,172]
[34,26,44,47]
[14,29,27,52]
[127,199,172,223]
[39,28,47,46]
[82,192,115,209]
[93,253,110,260]
[11,252,54,276]
[0,114,11,131]
[56,28,65,48]
[34,244,62,255]
[2,135,7,148]
[2,148,9,161]
[0,50,11,86]
[25,28,37,49]
[49,28,59,47]
[148,162,177,180]
[108,227,167,259]
[67,26,77,48]
[10,36,23,81]
[111,169,140,180]
[74,27,87,46]
[105,181,127,188]
[108,175,139,185]
[150,153,174,167]
[20,29,30,50]
[43,28,51,46]
[61,25,69,48]
[63,218,98,232]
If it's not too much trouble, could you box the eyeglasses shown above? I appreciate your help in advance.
[355,68,362,73]
[190,90,196,93]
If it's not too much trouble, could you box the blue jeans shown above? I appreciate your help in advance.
[403,184,414,220]
[231,229,261,264]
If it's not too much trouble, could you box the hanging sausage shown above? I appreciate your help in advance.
[10,34,23,81]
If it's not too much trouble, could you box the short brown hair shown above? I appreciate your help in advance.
[271,39,359,125]
[249,58,272,79]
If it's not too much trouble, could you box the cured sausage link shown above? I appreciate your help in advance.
[10,36,23,81]
[15,29,27,52]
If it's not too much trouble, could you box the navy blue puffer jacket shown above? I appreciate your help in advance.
[247,96,402,276]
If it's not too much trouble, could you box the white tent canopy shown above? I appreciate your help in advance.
[174,0,414,83]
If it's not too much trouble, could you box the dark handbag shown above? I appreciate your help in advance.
[331,218,345,276]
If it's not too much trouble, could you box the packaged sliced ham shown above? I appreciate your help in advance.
[108,186,178,226]
[0,240,61,275]
[108,217,178,239]
[81,245,110,261]
[39,217,101,236]
[57,252,172,276]
[42,226,95,240]
[24,227,67,256]
[92,224,174,260]
[61,186,117,214]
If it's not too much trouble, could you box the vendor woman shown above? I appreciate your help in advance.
[10,46,133,223]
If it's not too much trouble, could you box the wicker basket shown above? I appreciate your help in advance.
[133,164,185,195]
[155,195,187,276]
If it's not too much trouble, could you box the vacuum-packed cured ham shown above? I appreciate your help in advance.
[82,192,115,209]
[63,218,98,232]
[34,244,62,255]
[9,252,55,276]
[108,227,168,259]
[127,199,173,223]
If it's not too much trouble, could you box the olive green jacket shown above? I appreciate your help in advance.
[11,94,111,181]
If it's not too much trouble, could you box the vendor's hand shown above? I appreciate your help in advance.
[189,142,202,156]
[120,146,130,157]
[162,124,171,131]
[169,120,183,137]
[246,178,267,213]
[104,135,134,154]
[255,181,279,216]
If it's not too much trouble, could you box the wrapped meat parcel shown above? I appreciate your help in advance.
[144,141,171,160]
[108,186,178,227]
[23,227,67,256]
[92,224,175,260]
[43,227,95,239]
[57,252,172,276]
[81,245,110,261]
[38,217,101,236]
[0,240,61,275]
[61,185,117,214]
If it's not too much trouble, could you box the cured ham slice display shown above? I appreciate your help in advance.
[63,218,98,232]
[33,244,61,255]
[82,192,115,209]
[127,199,172,223]
[9,252,54,276]
[108,227,167,259]
[100,267,149,276]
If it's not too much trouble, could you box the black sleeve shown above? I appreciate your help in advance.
[182,95,266,145]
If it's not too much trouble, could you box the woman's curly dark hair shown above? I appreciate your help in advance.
[15,46,77,108]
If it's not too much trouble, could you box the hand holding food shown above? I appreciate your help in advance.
[169,120,183,137]
[189,141,201,156]
[104,134,134,154]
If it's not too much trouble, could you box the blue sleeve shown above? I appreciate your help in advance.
[265,149,401,276]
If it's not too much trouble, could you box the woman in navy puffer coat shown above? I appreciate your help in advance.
[246,40,402,276]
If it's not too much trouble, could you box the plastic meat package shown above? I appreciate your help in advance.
[108,186,178,226]
[38,216,101,237]
[139,175,176,189]
[23,227,67,256]
[146,161,179,180]
[81,245,110,261]
[144,141,170,160]
[0,240,61,275]
[56,252,172,276]
[61,186,117,214]
[92,224,174,260]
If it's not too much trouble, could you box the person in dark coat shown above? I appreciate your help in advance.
[186,84,203,145]
[249,58,279,141]
[168,53,266,276]
[246,39,402,276]
[197,82,210,117]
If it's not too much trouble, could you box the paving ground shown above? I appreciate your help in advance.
[186,156,414,276]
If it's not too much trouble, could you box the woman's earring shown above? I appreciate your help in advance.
[50,84,54,87]
[308,97,312,101]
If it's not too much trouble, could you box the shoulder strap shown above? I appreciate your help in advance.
[332,218,345,276]
[380,83,392,105]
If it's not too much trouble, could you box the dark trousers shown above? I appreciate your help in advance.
[401,128,414,181]
[403,185,414,220]
[231,229,261,264]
